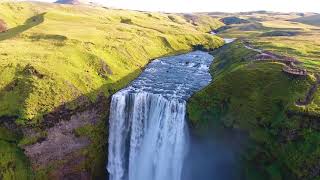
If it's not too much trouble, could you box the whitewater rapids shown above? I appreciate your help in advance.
[107,51,214,180]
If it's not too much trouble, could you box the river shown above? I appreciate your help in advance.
[107,38,239,180]
[107,50,214,180]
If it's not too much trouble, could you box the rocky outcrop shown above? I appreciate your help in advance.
[0,19,7,33]
[183,14,199,26]
[21,94,109,179]
[243,41,308,77]
[282,65,307,77]
[24,110,96,169]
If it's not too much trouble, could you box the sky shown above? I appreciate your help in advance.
[31,0,320,13]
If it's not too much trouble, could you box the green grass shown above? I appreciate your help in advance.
[0,2,223,123]
[189,12,320,179]
[188,41,320,179]
[0,140,34,180]
[0,127,33,180]
[73,120,108,179]
[0,1,224,179]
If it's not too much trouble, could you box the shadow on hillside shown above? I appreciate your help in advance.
[0,13,46,41]
[0,66,35,126]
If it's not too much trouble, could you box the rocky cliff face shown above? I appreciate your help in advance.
[0,19,7,32]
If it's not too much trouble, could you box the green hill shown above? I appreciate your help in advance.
[188,41,320,180]
[291,14,320,26]
[0,2,223,123]
[0,2,223,179]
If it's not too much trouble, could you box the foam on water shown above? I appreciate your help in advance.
[107,51,214,180]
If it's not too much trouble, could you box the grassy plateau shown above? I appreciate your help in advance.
[0,2,223,179]
[189,12,320,180]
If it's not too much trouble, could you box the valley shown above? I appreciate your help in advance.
[0,2,223,179]
[0,1,320,180]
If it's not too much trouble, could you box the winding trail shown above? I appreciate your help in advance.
[243,41,308,76]
[296,74,320,106]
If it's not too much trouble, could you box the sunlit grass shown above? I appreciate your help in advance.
[0,2,223,122]
[189,12,320,179]
[0,2,224,178]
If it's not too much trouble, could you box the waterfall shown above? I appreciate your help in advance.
[107,51,214,180]
[108,92,189,180]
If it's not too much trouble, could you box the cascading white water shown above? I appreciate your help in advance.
[107,51,214,180]
[108,92,188,180]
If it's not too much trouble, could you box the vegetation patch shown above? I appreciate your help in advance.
[188,41,319,179]
[0,2,224,179]
[212,25,232,33]
[0,126,33,180]
[261,30,300,37]
[220,16,250,25]
[238,23,264,31]
[120,17,133,24]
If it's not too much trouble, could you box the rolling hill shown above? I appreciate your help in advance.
[55,0,82,4]
[188,10,320,180]
[291,14,320,26]
[0,2,223,179]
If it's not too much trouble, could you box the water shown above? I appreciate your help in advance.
[107,51,214,180]
[224,38,236,44]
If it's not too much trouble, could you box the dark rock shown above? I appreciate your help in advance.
[3,80,18,91]
[23,64,45,79]
[168,15,176,22]
[309,159,320,179]
[100,59,113,75]
[192,44,208,51]
[98,59,113,79]
[120,18,132,24]
[0,115,22,137]
[183,14,199,26]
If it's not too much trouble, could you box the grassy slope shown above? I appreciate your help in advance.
[291,14,320,26]
[192,12,320,179]
[188,41,320,179]
[0,2,223,123]
[0,127,33,180]
[0,2,223,179]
